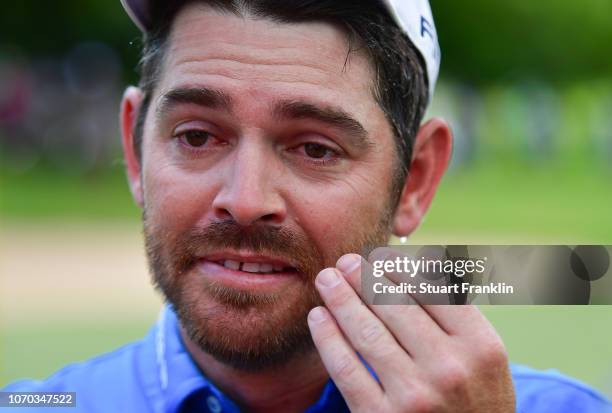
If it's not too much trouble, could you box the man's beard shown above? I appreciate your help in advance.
[144,209,393,372]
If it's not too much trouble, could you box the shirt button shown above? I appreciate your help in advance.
[206,395,222,413]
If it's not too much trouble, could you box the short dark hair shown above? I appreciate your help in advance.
[134,0,429,202]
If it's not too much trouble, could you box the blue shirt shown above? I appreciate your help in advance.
[3,305,610,413]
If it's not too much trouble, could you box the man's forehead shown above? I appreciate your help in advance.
[160,3,375,92]
[168,2,360,57]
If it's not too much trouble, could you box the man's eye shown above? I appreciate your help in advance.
[303,142,335,159]
[178,130,210,147]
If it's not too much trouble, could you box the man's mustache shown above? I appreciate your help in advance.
[175,219,322,278]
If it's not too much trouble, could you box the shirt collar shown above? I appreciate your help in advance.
[142,304,348,413]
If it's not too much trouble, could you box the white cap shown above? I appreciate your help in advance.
[380,0,440,100]
[120,0,440,101]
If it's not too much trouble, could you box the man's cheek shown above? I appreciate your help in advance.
[143,169,202,226]
[306,209,373,256]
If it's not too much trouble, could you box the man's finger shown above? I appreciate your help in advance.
[364,248,485,336]
[314,267,415,394]
[336,254,449,362]
[307,306,384,412]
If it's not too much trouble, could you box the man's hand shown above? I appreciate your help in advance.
[307,253,516,413]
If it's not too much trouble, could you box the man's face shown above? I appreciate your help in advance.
[139,4,399,370]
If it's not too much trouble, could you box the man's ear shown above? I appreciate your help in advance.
[392,117,453,237]
[120,86,145,208]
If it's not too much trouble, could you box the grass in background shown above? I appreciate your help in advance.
[0,163,139,221]
[421,160,612,243]
[0,319,155,386]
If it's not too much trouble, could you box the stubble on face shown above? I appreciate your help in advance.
[144,210,393,371]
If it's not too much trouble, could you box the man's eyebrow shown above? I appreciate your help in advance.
[274,100,373,149]
[156,87,232,118]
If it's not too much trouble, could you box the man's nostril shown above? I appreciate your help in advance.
[214,208,233,221]
[261,213,280,223]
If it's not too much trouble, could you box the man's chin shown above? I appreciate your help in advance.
[173,284,321,371]
[194,321,314,370]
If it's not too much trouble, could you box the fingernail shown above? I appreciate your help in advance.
[308,307,327,323]
[317,268,340,288]
[336,254,361,275]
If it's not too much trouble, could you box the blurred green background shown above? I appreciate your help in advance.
[1,0,611,396]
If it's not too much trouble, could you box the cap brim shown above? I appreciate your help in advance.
[120,0,151,32]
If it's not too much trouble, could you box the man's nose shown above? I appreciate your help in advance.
[211,142,287,226]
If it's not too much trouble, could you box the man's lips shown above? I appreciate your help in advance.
[195,252,300,290]
[200,252,298,274]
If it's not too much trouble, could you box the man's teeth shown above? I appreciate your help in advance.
[221,260,289,273]
[242,262,261,273]
[259,263,274,272]
[223,260,240,271]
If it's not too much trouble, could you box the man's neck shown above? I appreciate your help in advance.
[180,327,330,413]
